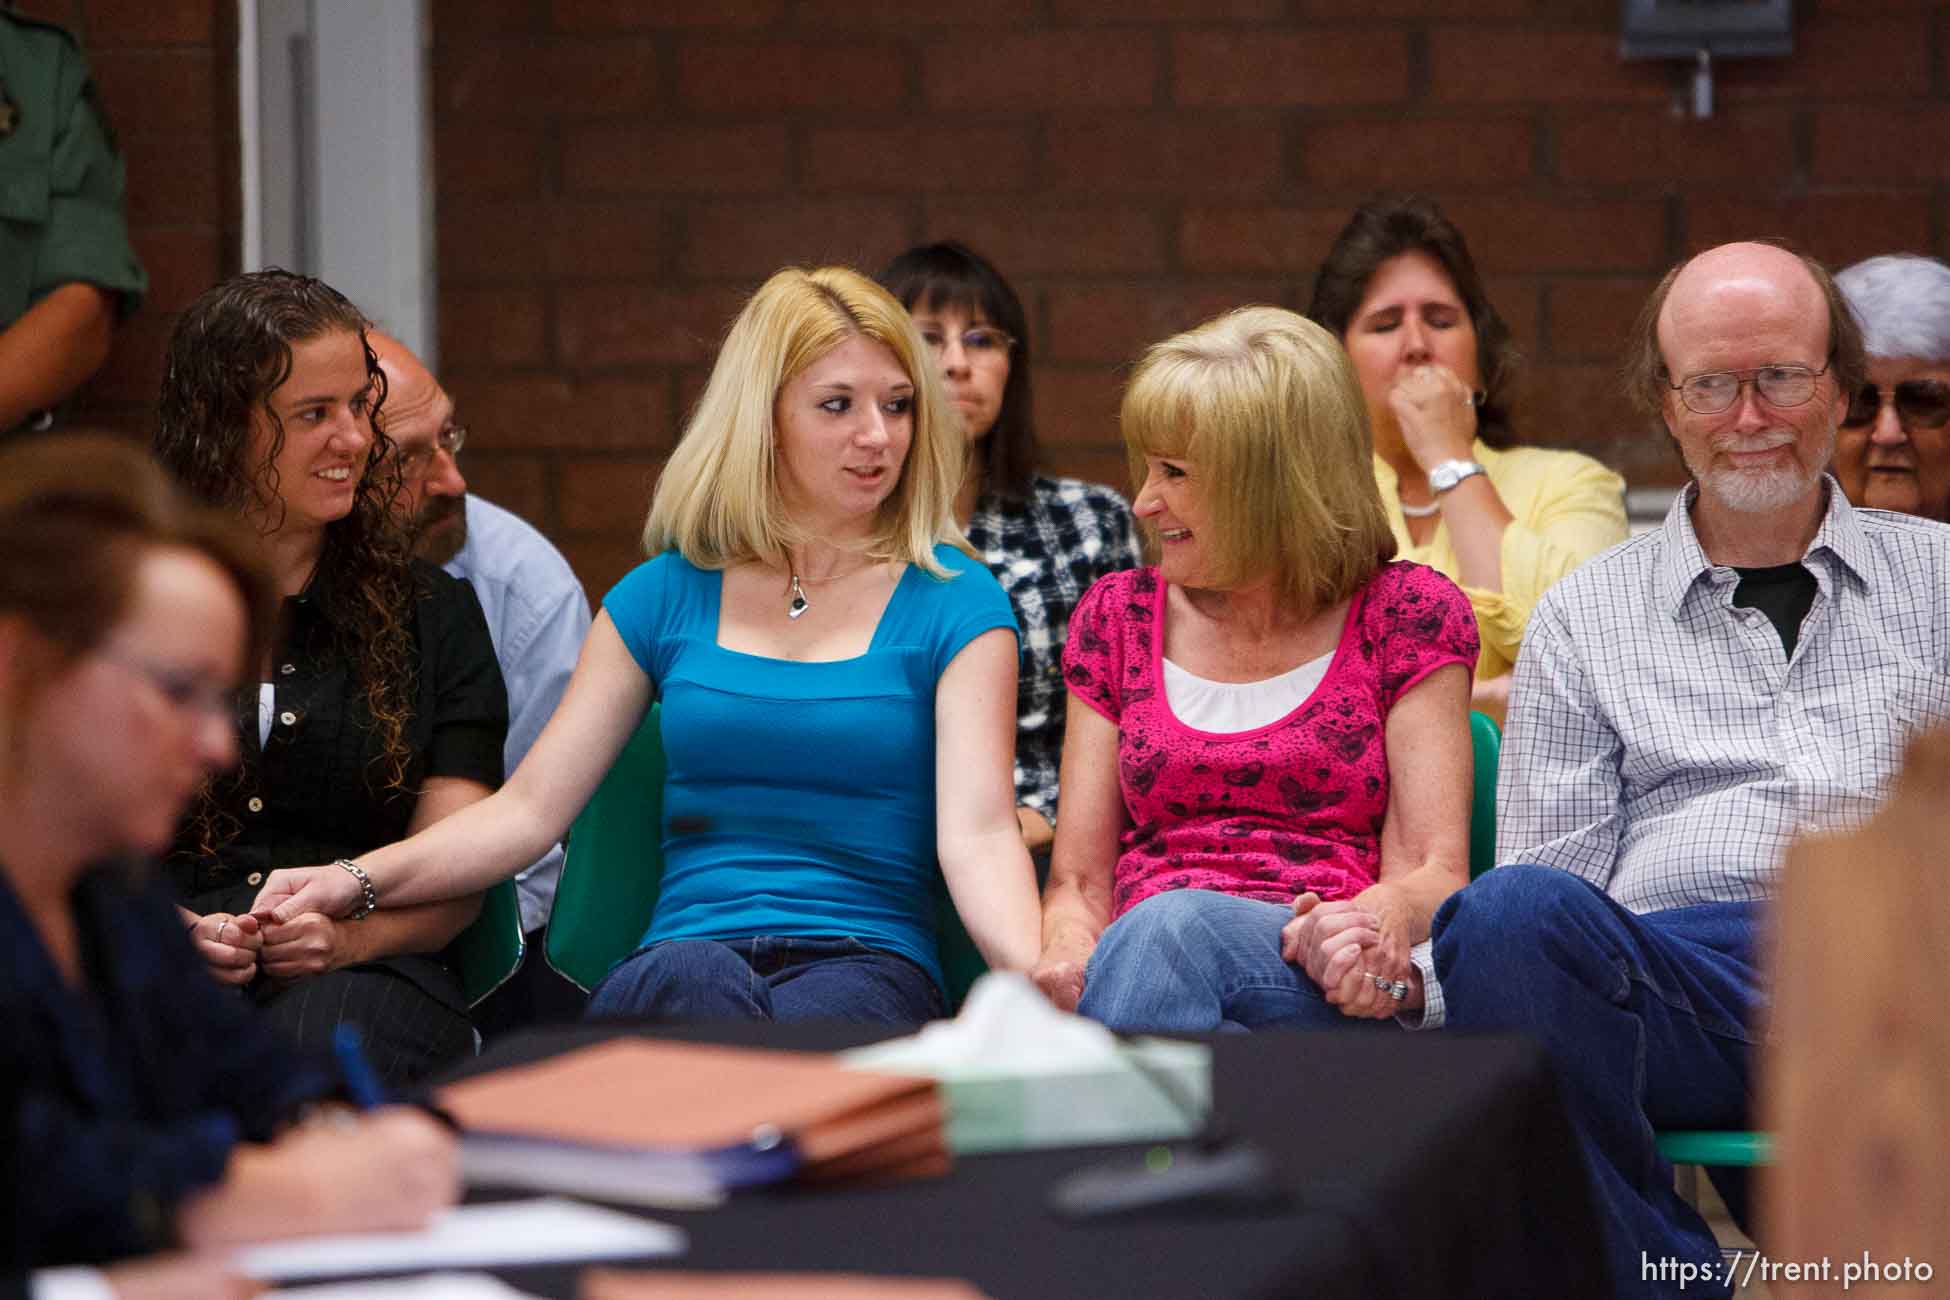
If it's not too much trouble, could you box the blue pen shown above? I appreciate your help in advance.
[332,1024,390,1109]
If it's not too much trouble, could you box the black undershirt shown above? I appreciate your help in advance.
[1730,562,1818,658]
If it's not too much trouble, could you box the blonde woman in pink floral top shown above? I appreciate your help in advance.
[1033,307,1479,1032]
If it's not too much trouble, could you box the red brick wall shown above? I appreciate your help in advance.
[16,0,233,434]
[411,1,1948,600]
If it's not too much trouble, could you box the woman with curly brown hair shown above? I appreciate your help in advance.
[154,270,507,1083]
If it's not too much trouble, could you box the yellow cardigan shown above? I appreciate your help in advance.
[1373,442,1628,680]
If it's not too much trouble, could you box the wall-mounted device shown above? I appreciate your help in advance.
[1619,0,1794,120]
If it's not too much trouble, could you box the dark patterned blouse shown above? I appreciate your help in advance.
[966,475,1143,825]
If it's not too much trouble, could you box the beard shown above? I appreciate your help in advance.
[1687,427,1833,516]
[412,494,468,565]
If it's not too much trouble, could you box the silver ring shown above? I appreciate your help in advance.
[1369,973,1408,1001]
[216,920,230,945]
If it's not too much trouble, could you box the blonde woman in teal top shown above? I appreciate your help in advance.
[252,267,1044,1022]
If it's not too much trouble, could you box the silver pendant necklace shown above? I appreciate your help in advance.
[787,574,809,620]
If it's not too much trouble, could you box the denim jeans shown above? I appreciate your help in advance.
[1433,865,1760,1300]
[585,936,945,1026]
[1076,889,1398,1034]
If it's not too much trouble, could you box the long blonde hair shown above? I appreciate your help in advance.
[643,266,968,576]
[1122,306,1396,610]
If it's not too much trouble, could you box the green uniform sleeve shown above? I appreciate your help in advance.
[0,16,147,322]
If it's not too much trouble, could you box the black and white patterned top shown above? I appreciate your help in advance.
[966,475,1143,825]
[1412,478,1950,1028]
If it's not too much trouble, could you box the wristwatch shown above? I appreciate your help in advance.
[1428,459,1487,494]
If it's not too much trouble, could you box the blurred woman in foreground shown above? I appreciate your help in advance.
[0,436,454,1273]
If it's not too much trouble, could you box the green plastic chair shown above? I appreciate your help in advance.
[545,704,988,1008]
[1465,711,1770,1180]
[1656,1130,1772,1167]
[1468,710,1501,879]
[446,878,525,1008]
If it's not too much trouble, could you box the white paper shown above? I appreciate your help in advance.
[268,1273,540,1298]
[235,1198,685,1283]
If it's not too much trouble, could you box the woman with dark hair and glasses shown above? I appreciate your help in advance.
[1308,197,1627,720]
[881,243,1141,856]
[1834,254,1950,522]
[153,270,507,1084]
[1,435,456,1280]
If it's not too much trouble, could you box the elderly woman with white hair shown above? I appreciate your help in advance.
[1834,254,1950,522]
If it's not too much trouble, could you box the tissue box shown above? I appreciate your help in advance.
[851,1037,1211,1156]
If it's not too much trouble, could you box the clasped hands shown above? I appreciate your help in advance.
[1280,885,1417,1021]
[184,904,348,984]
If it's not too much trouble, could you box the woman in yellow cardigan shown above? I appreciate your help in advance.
[1308,197,1627,720]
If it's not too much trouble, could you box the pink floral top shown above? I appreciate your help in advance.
[1063,562,1478,919]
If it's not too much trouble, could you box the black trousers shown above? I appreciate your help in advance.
[254,962,473,1086]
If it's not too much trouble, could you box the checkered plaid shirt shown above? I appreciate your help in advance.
[1413,478,1950,1028]
[967,475,1142,824]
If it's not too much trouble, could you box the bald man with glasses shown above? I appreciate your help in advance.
[1404,241,1950,1299]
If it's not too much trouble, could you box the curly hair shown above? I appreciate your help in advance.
[154,270,419,851]
[1307,196,1522,450]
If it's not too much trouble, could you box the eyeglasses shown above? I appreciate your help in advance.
[396,424,468,475]
[1842,380,1950,433]
[1668,363,1830,416]
[99,651,238,724]
[918,325,1014,362]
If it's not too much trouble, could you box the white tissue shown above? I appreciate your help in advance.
[841,973,1211,1153]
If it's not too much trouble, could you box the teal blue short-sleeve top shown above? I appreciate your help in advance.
[602,544,1017,988]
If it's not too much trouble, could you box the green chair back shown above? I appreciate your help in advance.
[1468,710,1501,879]
[447,879,525,1008]
[547,703,668,993]
[1656,1130,1772,1167]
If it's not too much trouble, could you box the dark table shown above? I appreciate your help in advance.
[439,1020,1607,1299]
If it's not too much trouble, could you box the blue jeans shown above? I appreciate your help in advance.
[1433,865,1759,1300]
[585,936,945,1026]
[1076,889,1398,1034]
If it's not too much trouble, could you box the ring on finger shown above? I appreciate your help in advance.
[1368,972,1409,1001]
[216,920,230,945]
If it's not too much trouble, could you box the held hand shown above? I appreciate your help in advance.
[1331,956,1421,1021]
[1279,893,1379,977]
[1328,882,1417,1020]
[250,864,360,926]
[188,911,262,987]
[1386,362,1479,472]
[258,911,345,980]
[1030,942,1090,1013]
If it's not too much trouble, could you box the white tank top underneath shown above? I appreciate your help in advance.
[1162,652,1331,733]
